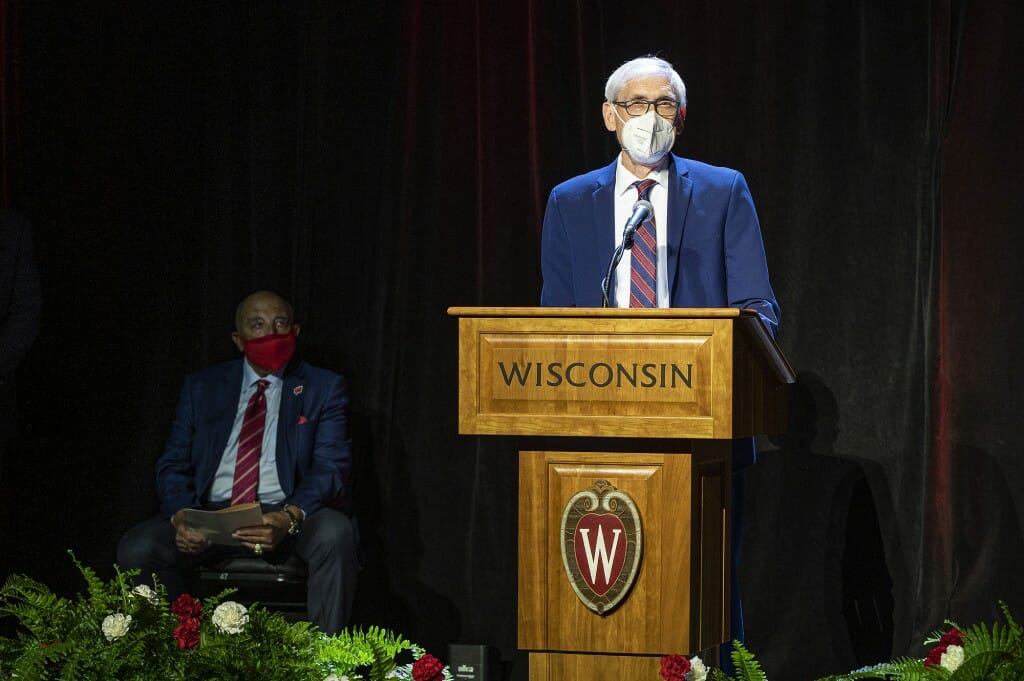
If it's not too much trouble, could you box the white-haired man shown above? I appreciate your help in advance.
[540,55,779,668]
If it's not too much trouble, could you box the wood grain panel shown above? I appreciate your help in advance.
[547,458,667,655]
[453,309,791,439]
[528,652,662,681]
[456,309,789,681]
[518,448,728,658]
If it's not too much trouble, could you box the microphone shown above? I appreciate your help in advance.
[601,199,655,307]
[621,199,654,249]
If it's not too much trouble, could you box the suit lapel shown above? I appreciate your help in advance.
[210,361,244,458]
[665,154,693,299]
[591,159,618,275]
[277,362,306,480]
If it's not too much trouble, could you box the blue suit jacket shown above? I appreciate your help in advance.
[155,358,351,518]
[540,154,780,468]
[540,154,780,335]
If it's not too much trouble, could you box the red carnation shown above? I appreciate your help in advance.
[174,618,201,650]
[660,654,692,681]
[412,653,445,681]
[939,628,963,648]
[171,593,203,620]
[924,628,963,667]
[924,646,944,667]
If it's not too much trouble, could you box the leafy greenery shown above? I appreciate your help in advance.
[678,602,1021,681]
[0,552,451,681]
[7,554,1020,681]
[813,602,1021,681]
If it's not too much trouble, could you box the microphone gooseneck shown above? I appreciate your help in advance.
[601,199,655,307]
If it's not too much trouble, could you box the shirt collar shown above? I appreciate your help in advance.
[614,155,670,197]
[241,360,284,391]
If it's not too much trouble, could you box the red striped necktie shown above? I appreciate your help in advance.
[629,179,658,308]
[230,378,269,505]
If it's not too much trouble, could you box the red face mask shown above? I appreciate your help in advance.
[242,332,296,372]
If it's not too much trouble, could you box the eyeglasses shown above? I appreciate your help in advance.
[612,98,680,118]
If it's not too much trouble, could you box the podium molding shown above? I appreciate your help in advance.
[449,307,793,680]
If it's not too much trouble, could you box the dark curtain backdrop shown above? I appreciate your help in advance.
[2,2,1022,679]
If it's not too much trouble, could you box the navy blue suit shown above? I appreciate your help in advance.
[156,358,351,519]
[540,153,779,336]
[540,153,779,660]
[119,358,359,634]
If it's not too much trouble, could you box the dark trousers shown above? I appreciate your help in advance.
[117,506,359,635]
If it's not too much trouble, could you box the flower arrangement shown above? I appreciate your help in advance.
[0,552,452,681]
[660,642,766,681]
[661,602,1022,681]
[814,602,1023,681]
[659,652,709,680]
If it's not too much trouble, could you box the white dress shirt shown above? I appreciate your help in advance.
[612,156,671,308]
[206,361,287,505]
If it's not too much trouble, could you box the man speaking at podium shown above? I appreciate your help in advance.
[539,55,780,664]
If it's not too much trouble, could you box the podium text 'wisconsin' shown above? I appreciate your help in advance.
[450,307,794,681]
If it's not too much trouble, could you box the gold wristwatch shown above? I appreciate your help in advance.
[281,504,303,536]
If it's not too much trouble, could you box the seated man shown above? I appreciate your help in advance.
[118,290,358,634]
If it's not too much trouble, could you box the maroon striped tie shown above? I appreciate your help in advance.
[231,379,269,505]
[629,179,658,308]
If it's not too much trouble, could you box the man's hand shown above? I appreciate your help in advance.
[172,509,210,554]
[231,511,291,553]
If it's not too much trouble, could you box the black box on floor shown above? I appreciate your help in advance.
[447,644,498,681]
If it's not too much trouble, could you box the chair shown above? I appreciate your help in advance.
[192,553,308,622]
[191,409,369,623]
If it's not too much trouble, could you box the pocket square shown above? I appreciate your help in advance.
[298,415,309,425]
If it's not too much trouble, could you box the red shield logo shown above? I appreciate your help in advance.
[560,480,643,616]
[573,514,626,596]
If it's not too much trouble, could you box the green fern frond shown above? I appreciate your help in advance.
[69,551,111,610]
[988,655,1024,681]
[961,621,1007,656]
[314,624,415,677]
[949,649,1005,679]
[709,668,733,681]
[366,624,413,657]
[367,638,397,680]
[997,601,1020,634]
[206,586,241,607]
[815,656,930,681]
[813,661,902,680]
[995,601,1022,659]
[0,574,73,639]
[729,640,767,681]
[962,616,1022,659]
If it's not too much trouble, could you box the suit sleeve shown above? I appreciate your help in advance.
[286,373,351,515]
[155,377,203,518]
[539,190,576,307]
[723,172,780,336]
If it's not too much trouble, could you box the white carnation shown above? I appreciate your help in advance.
[323,675,350,681]
[687,655,708,681]
[130,584,159,605]
[102,613,132,641]
[940,644,965,672]
[211,600,249,634]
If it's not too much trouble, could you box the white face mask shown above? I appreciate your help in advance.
[615,108,676,166]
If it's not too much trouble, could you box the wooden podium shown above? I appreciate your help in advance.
[449,307,794,680]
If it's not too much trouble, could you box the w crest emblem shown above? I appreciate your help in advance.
[560,480,643,616]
